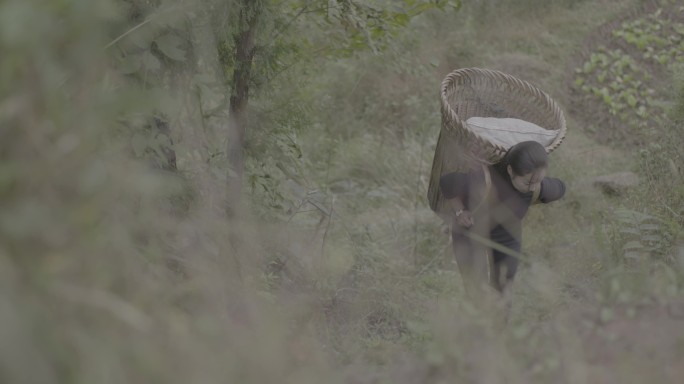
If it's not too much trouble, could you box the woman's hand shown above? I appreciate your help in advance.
[455,210,474,228]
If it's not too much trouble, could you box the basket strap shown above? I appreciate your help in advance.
[471,164,492,214]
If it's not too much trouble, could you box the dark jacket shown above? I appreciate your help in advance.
[439,164,565,254]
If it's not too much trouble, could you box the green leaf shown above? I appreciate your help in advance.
[627,94,637,107]
[602,92,613,105]
[636,105,648,117]
[0,163,17,194]
[409,2,437,16]
[192,74,215,86]
[448,0,462,10]
[624,251,642,260]
[127,28,156,49]
[118,53,142,74]
[597,71,607,83]
[627,307,637,318]
[142,51,161,71]
[155,34,186,61]
[642,235,663,242]
[392,12,409,26]
[639,223,660,231]
[600,307,613,323]
[610,278,621,294]
[623,240,644,250]
[131,133,148,157]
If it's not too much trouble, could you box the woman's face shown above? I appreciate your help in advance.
[507,165,546,194]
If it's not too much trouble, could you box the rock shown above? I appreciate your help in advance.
[593,172,640,196]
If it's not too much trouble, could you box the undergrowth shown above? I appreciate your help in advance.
[2,0,684,383]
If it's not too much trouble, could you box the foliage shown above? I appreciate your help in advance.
[613,8,684,67]
[573,5,684,139]
[623,62,684,222]
[296,0,462,57]
[4,0,684,383]
[575,48,656,121]
[609,208,673,262]
[595,52,684,306]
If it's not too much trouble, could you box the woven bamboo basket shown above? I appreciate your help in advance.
[428,67,567,215]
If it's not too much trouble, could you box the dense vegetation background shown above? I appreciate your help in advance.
[2,0,684,383]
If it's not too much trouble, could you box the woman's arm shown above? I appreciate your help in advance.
[445,196,474,228]
[439,172,469,201]
[538,177,566,203]
[440,171,474,228]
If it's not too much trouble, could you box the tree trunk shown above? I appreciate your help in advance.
[226,0,262,215]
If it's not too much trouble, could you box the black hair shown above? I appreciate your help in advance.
[496,141,548,176]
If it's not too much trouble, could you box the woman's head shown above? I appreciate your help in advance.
[502,141,548,193]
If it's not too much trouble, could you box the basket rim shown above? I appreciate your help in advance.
[440,67,567,162]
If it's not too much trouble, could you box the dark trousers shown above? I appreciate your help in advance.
[451,229,519,293]
[491,249,518,292]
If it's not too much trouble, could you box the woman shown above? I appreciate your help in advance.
[439,141,566,292]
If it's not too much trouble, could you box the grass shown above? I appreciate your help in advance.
[3,0,684,383]
[300,0,684,381]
